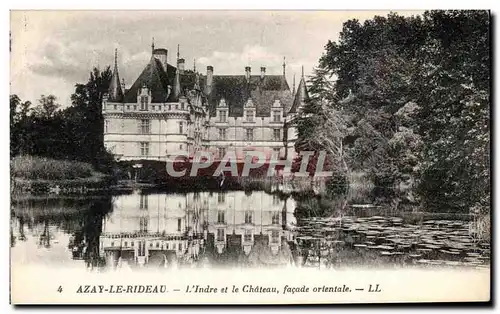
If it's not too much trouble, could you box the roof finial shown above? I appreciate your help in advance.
[292,73,296,94]
[301,65,304,78]
[193,58,196,72]
[177,44,180,61]
[282,56,286,76]
[151,37,155,53]
[114,48,118,69]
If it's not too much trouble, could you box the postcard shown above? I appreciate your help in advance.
[9,10,491,304]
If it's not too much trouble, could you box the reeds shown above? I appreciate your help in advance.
[11,155,95,180]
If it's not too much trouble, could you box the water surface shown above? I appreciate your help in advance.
[11,190,490,271]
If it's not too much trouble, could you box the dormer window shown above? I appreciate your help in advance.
[273,110,281,122]
[140,96,148,111]
[219,110,227,123]
[246,110,254,122]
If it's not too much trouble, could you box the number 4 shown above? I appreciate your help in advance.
[57,286,63,293]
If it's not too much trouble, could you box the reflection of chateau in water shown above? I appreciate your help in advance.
[99,191,297,268]
[10,193,490,270]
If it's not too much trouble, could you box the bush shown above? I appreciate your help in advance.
[11,155,94,180]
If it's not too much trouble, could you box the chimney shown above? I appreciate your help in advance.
[260,66,266,79]
[245,66,251,81]
[153,48,168,71]
[206,66,214,90]
[178,58,185,74]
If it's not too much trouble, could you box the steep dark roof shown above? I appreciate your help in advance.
[121,55,294,116]
[289,76,309,114]
[108,65,124,102]
[123,57,177,103]
[206,75,292,117]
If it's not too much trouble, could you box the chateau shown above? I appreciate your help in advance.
[102,44,309,162]
[98,191,296,268]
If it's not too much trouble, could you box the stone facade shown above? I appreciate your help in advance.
[102,46,309,162]
[99,191,296,268]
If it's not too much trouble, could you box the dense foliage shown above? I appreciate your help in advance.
[297,10,490,212]
[10,67,115,173]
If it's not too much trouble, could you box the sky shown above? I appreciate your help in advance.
[10,10,423,107]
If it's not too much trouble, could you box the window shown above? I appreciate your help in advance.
[218,193,226,203]
[273,129,281,141]
[139,119,150,134]
[244,229,252,242]
[179,144,183,150]
[179,122,184,134]
[218,128,226,140]
[246,128,254,141]
[175,104,179,110]
[124,241,128,247]
[218,147,226,159]
[140,194,148,209]
[244,211,253,224]
[179,243,182,251]
[177,218,182,232]
[168,105,171,110]
[273,110,281,122]
[217,229,224,242]
[219,110,227,123]
[139,217,148,233]
[158,105,161,110]
[246,110,254,122]
[152,105,155,111]
[113,104,117,110]
[272,212,280,225]
[140,142,149,156]
[138,241,146,256]
[217,210,225,224]
[104,120,109,133]
[140,96,148,110]
[127,105,130,110]
[271,231,280,243]
[181,103,184,110]
[134,105,137,110]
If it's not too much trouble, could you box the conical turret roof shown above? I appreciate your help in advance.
[108,49,124,102]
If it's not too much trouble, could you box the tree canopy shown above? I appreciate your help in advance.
[296,10,490,212]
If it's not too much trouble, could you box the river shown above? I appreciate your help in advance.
[10,190,490,271]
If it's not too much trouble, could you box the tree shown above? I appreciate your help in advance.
[318,10,490,212]
[9,66,115,172]
[68,66,114,170]
[415,10,490,212]
[294,67,349,178]
[10,94,33,156]
[33,95,59,119]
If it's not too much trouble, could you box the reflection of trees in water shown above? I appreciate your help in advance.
[10,226,15,248]
[18,216,27,241]
[38,220,51,248]
[11,197,113,268]
[75,198,113,269]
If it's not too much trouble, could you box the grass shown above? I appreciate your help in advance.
[471,213,490,242]
[11,155,95,180]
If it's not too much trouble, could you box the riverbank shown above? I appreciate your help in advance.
[10,155,115,199]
